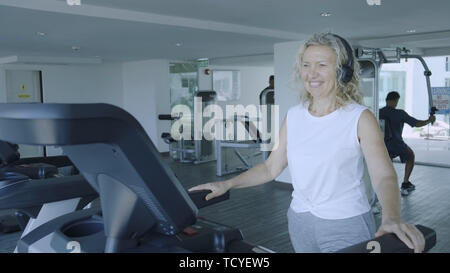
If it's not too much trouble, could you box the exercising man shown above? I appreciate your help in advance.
[379,91,436,196]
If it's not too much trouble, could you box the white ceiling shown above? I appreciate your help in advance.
[0,0,450,65]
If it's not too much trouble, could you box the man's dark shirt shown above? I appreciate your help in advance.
[379,106,418,143]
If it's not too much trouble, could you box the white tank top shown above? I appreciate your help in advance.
[286,102,371,219]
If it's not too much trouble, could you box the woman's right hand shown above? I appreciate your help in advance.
[188,181,231,201]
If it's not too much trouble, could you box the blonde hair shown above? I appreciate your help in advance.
[293,32,363,108]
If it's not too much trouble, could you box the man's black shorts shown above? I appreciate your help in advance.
[385,140,413,163]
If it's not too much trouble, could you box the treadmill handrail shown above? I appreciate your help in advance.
[336,224,436,253]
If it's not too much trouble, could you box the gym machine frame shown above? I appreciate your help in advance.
[356,46,438,205]
[216,115,264,177]
[160,91,217,164]
[216,89,274,177]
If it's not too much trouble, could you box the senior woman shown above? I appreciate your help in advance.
[189,33,425,253]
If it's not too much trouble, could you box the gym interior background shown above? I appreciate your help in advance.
[0,0,449,253]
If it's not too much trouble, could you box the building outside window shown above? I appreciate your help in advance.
[380,57,449,167]
[379,71,406,110]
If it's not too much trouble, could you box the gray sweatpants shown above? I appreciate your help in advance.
[287,207,377,253]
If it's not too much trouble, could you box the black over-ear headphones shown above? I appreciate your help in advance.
[330,34,354,84]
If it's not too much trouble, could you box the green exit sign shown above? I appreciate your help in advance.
[197,58,209,67]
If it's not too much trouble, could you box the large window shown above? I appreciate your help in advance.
[380,57,449,167]
[379,71,406,109]
[212,70,241,101]
[169,63,197,112]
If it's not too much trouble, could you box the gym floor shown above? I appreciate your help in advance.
[0,157,449,253]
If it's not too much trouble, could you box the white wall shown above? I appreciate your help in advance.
[210,65,274,107]
[0,64,124,105]
[273,40,305,184]
[42,64,124,106]
[0,63,124,156]
[0,60,178,154]
[122,59,171,153]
